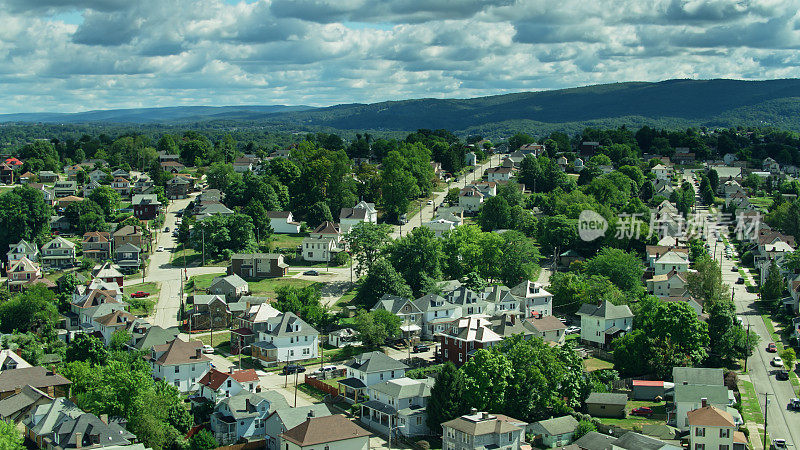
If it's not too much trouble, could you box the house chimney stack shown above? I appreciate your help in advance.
[229,366,235,374]
[470,407,478,415]
[74,432,83,449]
[481,412,490,420]
[701,398,707,408]
[196,349,202,358]
[308,410,315,419]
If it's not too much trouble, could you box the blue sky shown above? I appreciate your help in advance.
[0,0,798,113]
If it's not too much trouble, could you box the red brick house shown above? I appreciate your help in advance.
[228,253,288,279]
[437,316,503,366]
[132,194,161,220]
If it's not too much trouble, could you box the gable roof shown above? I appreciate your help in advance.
[0,366,71,393]
[263,312,318,338]
[442,412,524,436]
[345,351,408,373]
[280,414,371,447]
[369,377,432,399]
[210,273,248,290]
[312,221,340,235]
[150,338,210,366]
[577,300,633,320]
[270,404,334,430]
[8,256,39,273]
[219,390,290,420]
[527,315,567,332]
[585,392,628,405]
[0,384,52,419]
[687,405,735,427]
[672,367,723,386]
[198,368,259,390]
[530,415,579,437]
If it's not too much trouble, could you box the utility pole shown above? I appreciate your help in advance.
[763,393,771,450]
[294,369,299,407]
[201,227,205,267]
[744,323,750,372]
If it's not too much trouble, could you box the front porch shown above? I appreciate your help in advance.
[337,377,367,404]
[360,401,397,435]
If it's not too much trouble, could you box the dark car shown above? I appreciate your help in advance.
[281,364,306,375]
[788,398,800,411]
[303,270,319,276]
[631,407,654,417]
[736,277,745,284]
[776,370,789,381]
[412,344,430,353]
[731,265,738,272]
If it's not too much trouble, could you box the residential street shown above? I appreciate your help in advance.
[710,224,800,447]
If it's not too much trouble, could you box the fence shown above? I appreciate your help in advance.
[304,375,340,397]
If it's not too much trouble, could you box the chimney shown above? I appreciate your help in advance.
[100,414,108,424]
[481,412,490,420]
[701,398,708,408]
[196,349,202,358]
[229,366,236,374]
[74,432,83,449]
[509,314,516,325]
[470,407,478,415]
[308,410,315,419]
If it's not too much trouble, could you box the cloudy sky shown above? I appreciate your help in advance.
[1,0,798,113]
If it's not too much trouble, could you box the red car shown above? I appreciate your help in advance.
[131,291,149,298]
[631,407,654,417]
[767,343,777,353]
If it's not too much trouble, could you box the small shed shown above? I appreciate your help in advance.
[585,392,627,418]
[632,379,666,401]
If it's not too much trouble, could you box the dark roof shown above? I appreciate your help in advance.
[585,392,628,405]
[280,414,371,447]
[530,415,579,436]
[150,338,210,366]
[573,431,616,449]
[344,351,408,373]
[0,367,71,393]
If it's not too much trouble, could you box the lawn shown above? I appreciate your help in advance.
[126,282,160,315]
[170,245,203,267]
[333,285,359,310]
[269,234,307,250]
[748,196,774,211]
[584,357,614,372]
[195,331,231,348]
[126,281,160,298]
[597,399,669,429]
[186,273,318,298]
[738,379,763,424]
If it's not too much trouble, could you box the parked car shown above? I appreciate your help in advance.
[772,439,787,449]
[631,407,654,417]
[767,342,778,352]
[303,270,319,276]
[736,277,745,284]
[565,326,581,335]
[131,291,149,298]
[164,227,170,232]
[787,398,800,411]
[202,345,214,354]
[776,370,789,381]
[281,364,306,375]
[157,246,165,252]
[731,265,738,272]
[413,344,430,353]
[319,365,337,373]
[771,356,784,367]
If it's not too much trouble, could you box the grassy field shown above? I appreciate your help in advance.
[584,357,614,372]
[269,234,307,250]
[126,281,160,315]
[738,379,763,424]
[749,196,774,211]
[195,331,231,347]
[126,281,160,297]
[597,399,669,429]
[186,272,318,297]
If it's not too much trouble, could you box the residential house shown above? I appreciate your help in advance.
[329,328,359,348]
[89,169,109,184]
[197,203,235,218]
[671,367,739,430]
[91,261,124,288]
[147,338,211,393]
[53,181,77,198]
[423,217,457,236]
[130,325,180,351]
[652,164,671,181]
[301,234,339,262]
[0,384,52,423]
[166,175,191,199]
[576,300,633,348]
[94,310,136,345]
[372,294,423,339]
[338,351,408,403]
[483,286,524,316]
[208,273,249,301]
[160,160,185,173]
[687,403,746,450]
[264,405,334,450]
[361,377,433,437]
[472,181,497,198]
[232,156,257,173]
[38,171,58,183]
[574,158,584,172]
[414,294,461,339]
[7,239,39,264]
[280,414,371,450]
[0,367,71,400]
[6,257,43,292]
[82,179,101,197]
[251,312,319,367]
[442,411,526,450]
[585,392,627,418]
[211,390,290,445]
[113,225,145,251]
[340,201,378,233]
[574,431,681,450]
[34,184,56,206]
[0,163,13,185]
[0,350,32,372]
[198,367,260,403]
[19,171,36,184]
[647,270,688,298]
[132,194,161,220]
[763,157,780,173]
[63,164,82,181]
[527,315,567,345]
[230,302,281,354]
[114,243,142,272]
[40,236,76,269]
[56,195,84,211]
[266,211,302,234]
[579,141,600,156]
[188,294,230,330]
[111,168,130,179]
[446,286,489,316]
[646,245,689,271]
[437,316,503,366]
[158,151,180,163]
[726,191,751,210]
[459,186,484,212]
[556,155,568,170]
[229,253,288,279]
[486,166,513,183]
[652,179,675,197]
[510,280,554,317]
[529,415,579,448]
[465,152,477,166]
[82,231,112,260]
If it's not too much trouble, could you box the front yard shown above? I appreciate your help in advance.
[126,281,160,315]
[186,272,320,298]
[584,357,614,372]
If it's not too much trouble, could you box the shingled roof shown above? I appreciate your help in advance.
[280,414,370,447]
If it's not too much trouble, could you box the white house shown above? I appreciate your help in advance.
[576,300,633,348]
[361,377,433,438]
[251,312,319,367]
[413,294,462,339]
[266,211,302,234]
[672,367,739,431]
[647,270,688,298]
[422,218,456,236]
[339,351,409,403]
[148,338,212,393]
[198,367,260,403]
[211,390,290,445]
[339,201,378,234]
[653,250,690,275]
[442,411,526,450]
[509,280,553,317]
[7,239,39,264]
[652,164,670,181]
[279,414,371,450]
[464,152,477,166]
[458,186,484,213]
[301,236,337,262]
[687,404,745,450]
[486,166,512,183]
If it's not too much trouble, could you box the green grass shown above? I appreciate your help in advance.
[196,331,231,348]
[170,245,203,267]
[333,285,359,310]
[246,278,318,297]
[126,281,160,298]
[269,233,307,250]
[748,196,774,211]
[738,379,763,424]
[584,357,614,372]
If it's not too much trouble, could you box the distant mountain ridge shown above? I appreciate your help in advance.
[4,79,800,134]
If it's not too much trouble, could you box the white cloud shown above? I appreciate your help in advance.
[0,0,797,112]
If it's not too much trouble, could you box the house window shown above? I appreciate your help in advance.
[694,445,705,450]
[416,416,423,425]
[719,429,729,438]
[696,428,705,437]
[175,366,180,374]
[719,446,729,450]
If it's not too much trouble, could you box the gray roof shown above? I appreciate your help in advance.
[133,326,180,350]
[530,415,579,437]
[8,239,38,254]
[369,377,432,399]
[0,385,52,419]
[0,366,71,393]
[131,194,161,206]
[115,242,141,253]
[672,367,723,386]
[193,294,227,306]
[210,273,249,291]
[413,294,453,312]
[54,410,133,448]
[345,351,408,374]
[673,384,730,404]
[573,431,616,449]
[26,398,83,436]
[270,404,334,431]
[218,390,290,420]
[263,312,318,338]
[613,431,681,450]
[585,392,628,406]
[372,294,420,315]
[577,300,633,320]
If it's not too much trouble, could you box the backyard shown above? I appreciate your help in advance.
[596,399,668,429]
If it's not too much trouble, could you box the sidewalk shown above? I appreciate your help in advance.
[747,423,763,450]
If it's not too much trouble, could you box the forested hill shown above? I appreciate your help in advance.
[4,79,800,135]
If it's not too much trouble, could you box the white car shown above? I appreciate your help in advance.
[771,356,784,367]
[202,345,214,354]
[565,326,581,335]
[319,365,337,373]
[157,246,165,252]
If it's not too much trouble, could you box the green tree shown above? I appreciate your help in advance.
[306,201,333,228]
[706,299,757,366]
[346,222,392,277]
[574,420,597,440]
[479,196,511,231]
[110,329,133,351]
[444,187,460,204]
[386,227,443,296]
[89,185,122,219]
[585,248,645,294]
[354,259,412,307]
[426,363,469,433]
[0,419,24,449]
[354,309,401,348]
[461,349,512,413]
[686,255,728,305]
[65,334,109,366]
[190,429,218,450]
[206,162,239,191]
[761,259,784,303]
[0,186,53,255]
[380,150,420,222]
[780,348,796,369]
[273,286,329,330]
[0,285,60,334]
